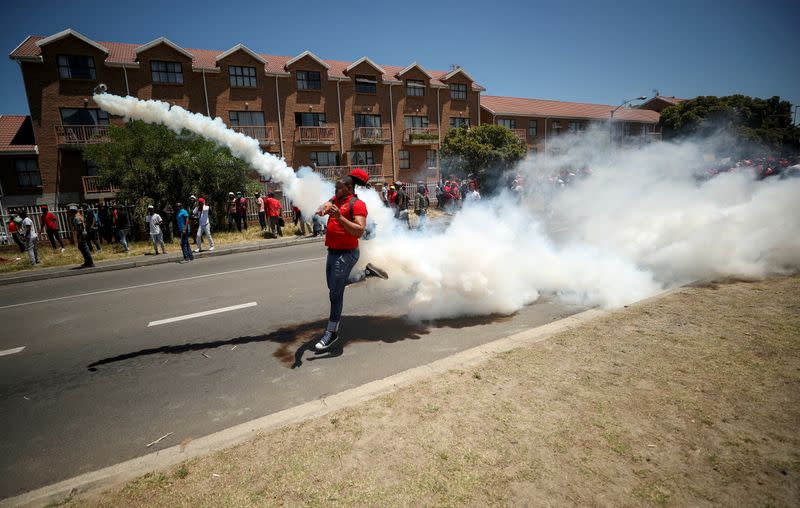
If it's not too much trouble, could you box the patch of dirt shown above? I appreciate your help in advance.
[69,275,800,507]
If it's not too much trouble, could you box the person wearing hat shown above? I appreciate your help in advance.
[314,168,388,351]
[146,204,166,255]
[227,192,238,231]
[235,191,249,232]
[188,195,199,244]
[175,202,193,263]
[193,197,215,252]
[68,204,94,268]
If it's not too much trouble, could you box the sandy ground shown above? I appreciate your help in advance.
[62,275,799,507]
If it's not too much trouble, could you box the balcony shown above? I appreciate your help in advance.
[403,127,439,145]
[295,126,337,145]
[512,129,527,143]
[82,176,118,198]
[313,164,384,182]
[55,125,111,147]
[232,125,275,145]
[352,127,391,145]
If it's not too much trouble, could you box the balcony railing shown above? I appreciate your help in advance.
[295,126,337,145]
[55,125,111,146]
[403,127,439,145]
[352,127,391,145]
[313,164,383,182]
[512,129,527,143]
[82,176,118,195]
[232,125,275,145]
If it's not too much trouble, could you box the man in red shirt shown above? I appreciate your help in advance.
[265,192,283,237]
[314,168,387,351]
[39,205,65,252]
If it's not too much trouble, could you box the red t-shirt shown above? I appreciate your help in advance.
[42,212,59,231]
[325,194,367,250]
[8,220,17,233]
[266,197,282,217]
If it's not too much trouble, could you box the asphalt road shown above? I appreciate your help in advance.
[0,242,587,498]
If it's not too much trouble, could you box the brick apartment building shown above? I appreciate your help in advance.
[479,96,661,154]
[7,28,484,206]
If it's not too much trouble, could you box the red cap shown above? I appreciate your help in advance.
[198,198,205,203]
[348,168,369,186]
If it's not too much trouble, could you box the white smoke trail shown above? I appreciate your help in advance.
[93,94,800,320]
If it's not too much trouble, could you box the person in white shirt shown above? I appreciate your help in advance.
[19,209,39,265]
[146,205,166,255]
[193,198,215,252]
[465,182,481,204]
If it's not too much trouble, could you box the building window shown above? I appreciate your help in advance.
[310,151,338,166]
[399,150,410,169]
[230,111,265,126]
[406,79,425,97]
[150,60,183,84]
[623,123,631,136]
[449,83,467,100]
[84,159,99,176]
[551,121,562,135]
[350,151,374,165]
[449,117,469,129]
[568,121,583,133]
[57,55,96,80]
[297,70,321,90]
[60,108,109,126]
[640,124,651,135]
[295,112,327,126]
[229,66,257,88]
[528,120,538,139]
[404,116,429,129]
[426,149,437,168]
[355,114,381,128]
[497,118,516,129]
[355,75,377,94]
[15,159,41,187]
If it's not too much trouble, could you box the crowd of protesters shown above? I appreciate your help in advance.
[703,156,800,180]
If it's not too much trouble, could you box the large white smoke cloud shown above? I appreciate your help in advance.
[93,94,800,320]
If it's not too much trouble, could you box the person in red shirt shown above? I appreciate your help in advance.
[314,168,388,351]
[265,192,283,237]
[39,205,65,251]
[235,191,248,231]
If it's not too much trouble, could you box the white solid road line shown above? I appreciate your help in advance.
[148,302,258,327]
[0,346,26,357]
[0,257,325,310]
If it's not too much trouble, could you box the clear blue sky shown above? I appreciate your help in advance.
[2,0,799,120]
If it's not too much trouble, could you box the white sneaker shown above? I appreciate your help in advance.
[193,248,200,253]
[209,246,215,251]
[60,248,65,253]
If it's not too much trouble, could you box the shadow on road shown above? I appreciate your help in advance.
[86,314,513,372]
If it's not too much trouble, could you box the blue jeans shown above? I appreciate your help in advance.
[180,232,194,260]
[326,248,360,322]
[116,229,129,252]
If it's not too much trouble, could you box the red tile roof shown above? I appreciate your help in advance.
[480,95,661,123]
[0,115,37,154]
[10,35,482,90]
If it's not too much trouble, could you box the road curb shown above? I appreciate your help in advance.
[1,286,686,508]
[0,237,324,287]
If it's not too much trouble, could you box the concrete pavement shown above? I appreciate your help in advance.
[0,241,588,499]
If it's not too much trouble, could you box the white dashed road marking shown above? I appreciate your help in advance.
[0,346,26,357]
[147,302,258,327]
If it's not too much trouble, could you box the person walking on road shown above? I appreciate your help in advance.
[414,182,429,229]
[175,202,193,263]
[266,192,283,237]
[193,198,215,252]
[19,209,39,265]
[39,205,65,252]
[68,204,94,268]
[314,168,388,352]
[146,205,167,254]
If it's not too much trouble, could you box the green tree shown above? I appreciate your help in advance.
[83,120,260,225]
[440,124,527,192]
[660,95,800,156]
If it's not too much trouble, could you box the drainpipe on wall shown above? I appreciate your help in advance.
[543,117,550,169]
[336,80,344,161]
[388,83,397,181]
[201,69,210,117]
[477,90,481,126]
[122,66,130,96]
[275,75,284,158]
[436,87,441,179]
